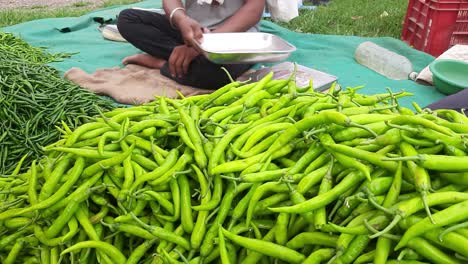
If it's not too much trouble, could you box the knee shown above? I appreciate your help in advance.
[116,9,137,35]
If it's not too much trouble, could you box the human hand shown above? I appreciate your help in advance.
[168,45,199,78]
[175,16,205,46]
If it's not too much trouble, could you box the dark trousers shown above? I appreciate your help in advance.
[117,9,252,89]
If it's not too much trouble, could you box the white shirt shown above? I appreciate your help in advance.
[185,0,260,32]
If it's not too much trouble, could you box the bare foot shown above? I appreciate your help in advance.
[122,54,166,69]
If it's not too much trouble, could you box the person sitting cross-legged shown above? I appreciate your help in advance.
[117,0,266,89]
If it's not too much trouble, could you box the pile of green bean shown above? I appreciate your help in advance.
[1,72,468,264]
[0,32,115,175]
[0,32,72,64]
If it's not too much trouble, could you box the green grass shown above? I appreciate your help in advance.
[279,0,408,38]
[0,0,141,27]
[72,1,92,8]
[1,0,408,38]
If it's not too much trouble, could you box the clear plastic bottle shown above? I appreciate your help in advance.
[355,41,416,80]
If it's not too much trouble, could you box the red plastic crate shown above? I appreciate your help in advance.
[402,0,468,57]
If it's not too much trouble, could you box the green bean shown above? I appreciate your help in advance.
[231,121,277,151]
[142,191,174,215]
[209,122,252,174]
[213,82,257,105]
[129,119,171,133]
[118,141,134,202]
[197,81,241,106]
[130,149,178,191]
[0,158,88,221]
[332,121,389,141]
[370,191,468,238]
[48,147,117,160]
[178,124,196,151]
[49,246,59,264]
[270,170,366,214]
[211,142,295,175]
[3,239,25,264]
[228,183,259,229]
[268,94,294,113]
[240,168,288,183]
[335,235,370,264]
[150,151,192,186]
[65,123,108,147]
[45,198,82,239]
[314,156,334,229]
[239,227,276,264]
[241,122,293,152]
[289,143,325,175]
[110,110,152,123]
[157,179,181,222]
[211,104,245,123]
[399,215,468,258]
[61,241,127,264]
[387,153,468,172]
[303,248,335,264]
[268,111,370,155]
[40,245,51,264]
[374,161,402,264]
[199,183,237,257]
[400,141,433,222]
[246,182,289,225]
[325,143,398,171]
[178,174,194,234]
[274,212,290,245]
[255,193,290,214]
[406,237,462,264]
[28,160,38,205]
[41,171,103,218]
[81,142,135,178]
[131,213,191,250]
[286,232,338,249]
[400,131,435,147]
[191,165,211,249]
[396,199,468,250]
[114,199,148,223]
[192,173,222,211]
[221,227,305,263]
[38,156,72,200]
[34,217,79,246]
[232,72,273,106]
[390,115,454,135]
[297,161,332,193]
[3,217,32,229]
[75,204,100,240]
[0,227,32,249]
[79,127,113,141]
[354,250,375,264]
[174,103,207,169]
[424,114,468,133]
[127,239,158,264]
[218,226,231,264]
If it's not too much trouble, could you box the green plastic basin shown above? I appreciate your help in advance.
[429,59,468,95]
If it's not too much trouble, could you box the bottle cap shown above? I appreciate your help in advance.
[409,72,419,81]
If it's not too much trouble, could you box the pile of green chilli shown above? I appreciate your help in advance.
[0,32,115,176]
[1,72,468,264]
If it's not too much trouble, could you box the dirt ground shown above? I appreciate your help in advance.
[0,0,107,9]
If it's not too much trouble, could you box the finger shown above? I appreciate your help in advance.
[182,57,191,75]
[193,26,204,42]
[175,55,184,78]
[169,52,177,77]
[203,27,210,34]
[184,31,194,46]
